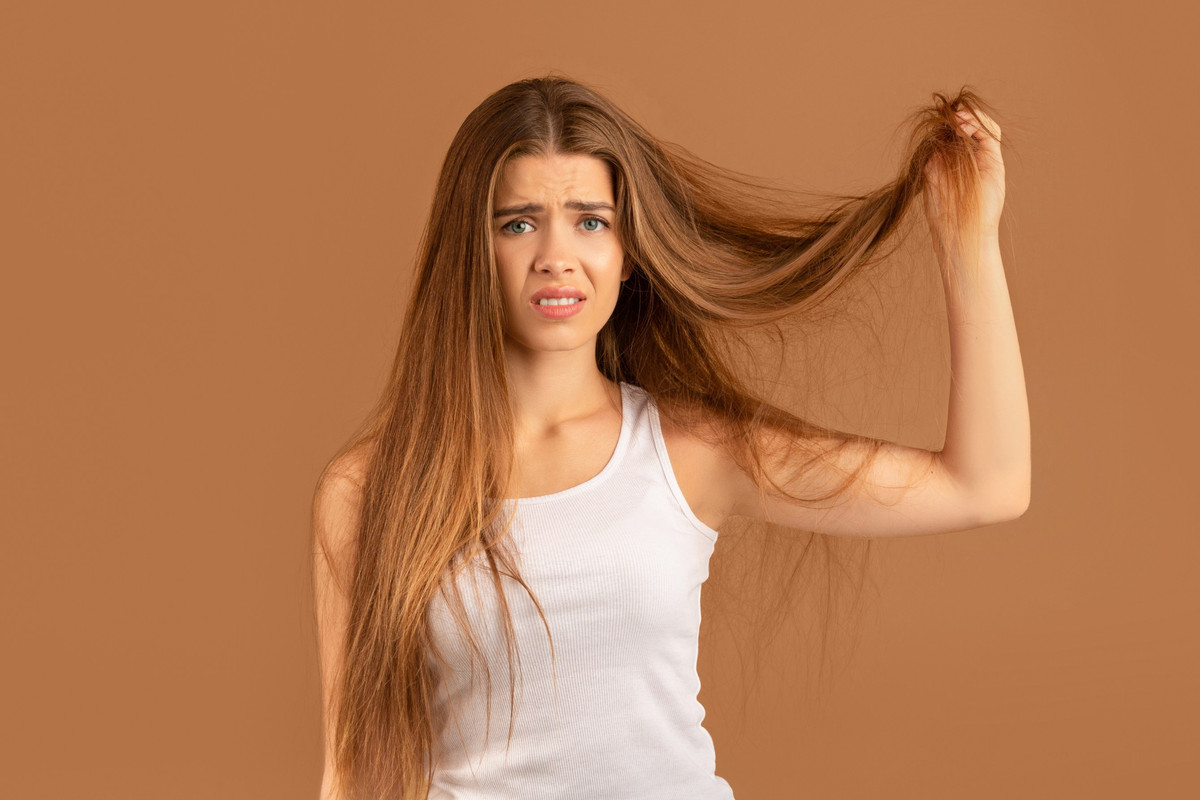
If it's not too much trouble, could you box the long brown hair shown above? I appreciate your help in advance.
[313,73,1002,799]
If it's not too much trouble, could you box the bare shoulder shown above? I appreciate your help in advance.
[311,440,375,585]
[656,407,754,532]
[317,440,373,494]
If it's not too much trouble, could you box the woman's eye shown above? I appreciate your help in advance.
[502,217,609,234]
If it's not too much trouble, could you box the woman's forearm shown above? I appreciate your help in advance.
[938,233,1031,519]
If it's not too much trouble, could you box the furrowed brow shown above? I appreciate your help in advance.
[493,200,615,218]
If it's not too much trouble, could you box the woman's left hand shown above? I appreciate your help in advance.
[923,107,1006,243]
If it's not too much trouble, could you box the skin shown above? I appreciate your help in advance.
[495,116,1028,534]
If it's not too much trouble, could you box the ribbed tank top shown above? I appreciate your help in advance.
[424,381,735,800]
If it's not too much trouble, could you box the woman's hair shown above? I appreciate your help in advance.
[313,73,1003,799]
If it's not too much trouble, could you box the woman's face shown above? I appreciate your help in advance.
[491,152,629,358]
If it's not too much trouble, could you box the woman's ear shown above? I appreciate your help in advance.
[621,259,633,281]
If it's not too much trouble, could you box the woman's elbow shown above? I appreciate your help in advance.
[978,473,1031,524]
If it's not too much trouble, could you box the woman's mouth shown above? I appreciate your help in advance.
[531,297,586,319]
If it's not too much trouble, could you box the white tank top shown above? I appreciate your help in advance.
[425,381,735,799]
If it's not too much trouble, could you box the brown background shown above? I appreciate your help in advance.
[3,1,1196,798]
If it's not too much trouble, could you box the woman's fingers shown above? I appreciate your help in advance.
[955,108,1001,143]
[953,107,1004,179]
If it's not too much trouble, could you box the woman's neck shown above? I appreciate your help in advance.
[503,343,619,435]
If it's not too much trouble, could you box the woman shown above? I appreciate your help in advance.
[311,75,1029,800]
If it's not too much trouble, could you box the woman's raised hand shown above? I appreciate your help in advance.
[923,106,1006,246]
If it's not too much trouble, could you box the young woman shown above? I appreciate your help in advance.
[311,75,1029,800]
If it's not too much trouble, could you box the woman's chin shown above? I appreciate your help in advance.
[503,330,600,358]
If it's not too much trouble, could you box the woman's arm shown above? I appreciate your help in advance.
[924,108,1029,515]
[712,109,1030,537]
[937,232,1030,515]
[311,451,368,799]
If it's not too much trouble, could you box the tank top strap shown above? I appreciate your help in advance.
[621,382,721,542]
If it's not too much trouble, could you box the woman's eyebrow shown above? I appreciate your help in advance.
[493,200,615,218]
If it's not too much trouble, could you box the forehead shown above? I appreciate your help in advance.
[495,153,613,202]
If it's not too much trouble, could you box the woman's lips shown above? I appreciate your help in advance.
[530,298,586,319]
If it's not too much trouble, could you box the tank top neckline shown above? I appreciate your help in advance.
[500,380,635,506]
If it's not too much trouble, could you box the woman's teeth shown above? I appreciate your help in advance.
[537,298,581,306]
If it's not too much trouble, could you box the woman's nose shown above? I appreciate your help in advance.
[534,222,575,274]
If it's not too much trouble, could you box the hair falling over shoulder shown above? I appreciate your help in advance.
[312,73,1005,799]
